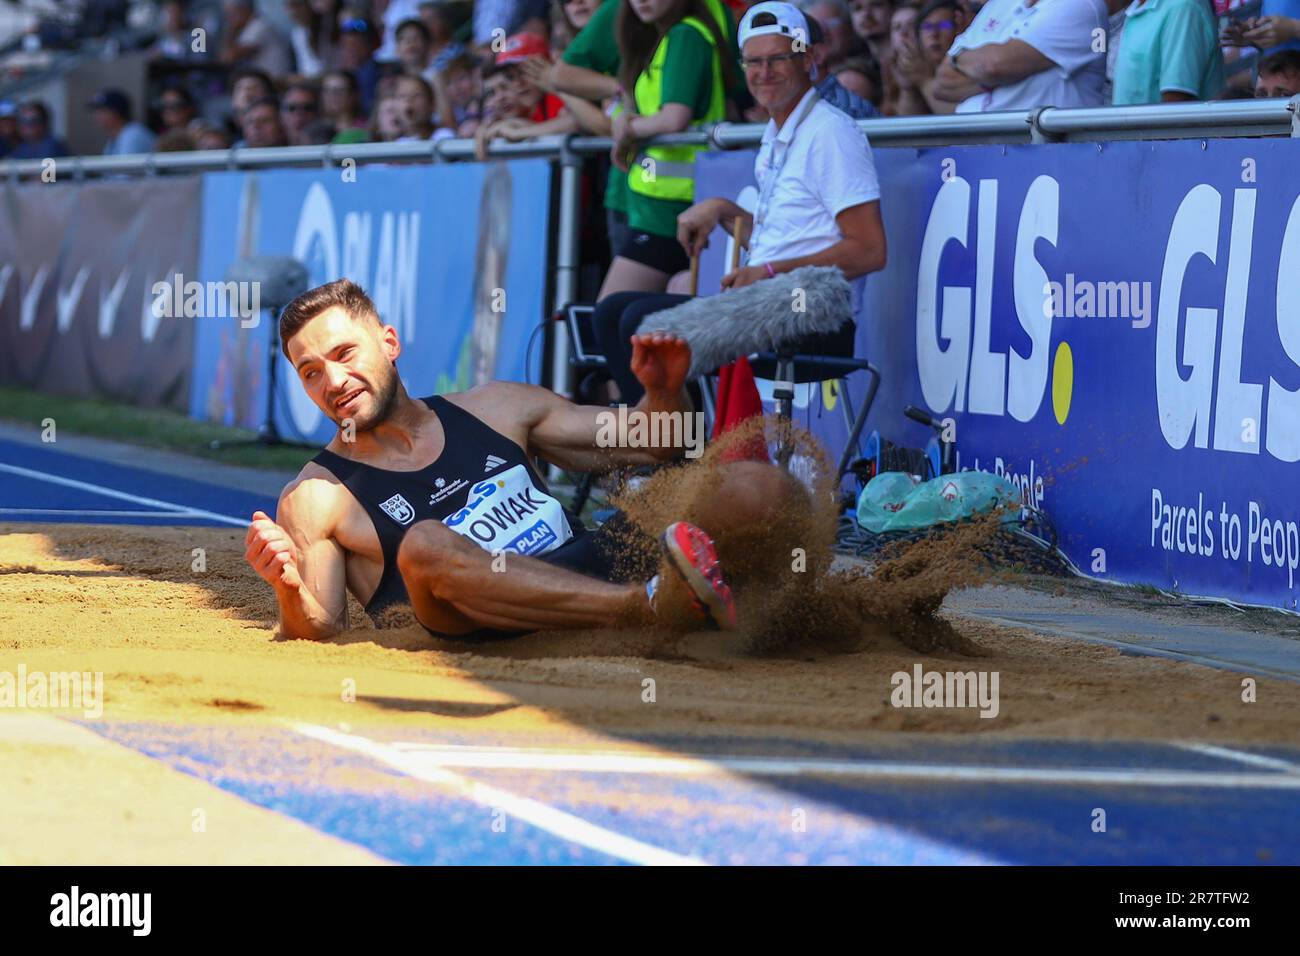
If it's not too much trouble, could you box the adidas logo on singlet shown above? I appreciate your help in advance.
[484,454,506,472]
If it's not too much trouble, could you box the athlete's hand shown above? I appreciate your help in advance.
[630,332,691,394]
[246,510,303,592]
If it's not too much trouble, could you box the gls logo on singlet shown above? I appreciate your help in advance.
[442,464,573,557]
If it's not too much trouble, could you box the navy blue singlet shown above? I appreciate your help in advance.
[311,394,588,620]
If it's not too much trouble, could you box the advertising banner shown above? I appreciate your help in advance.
[0,177,201,410]
[696,138,1300,609]
[190,160,553,444]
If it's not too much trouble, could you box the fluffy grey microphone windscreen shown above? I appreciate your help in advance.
[635,265,854,378]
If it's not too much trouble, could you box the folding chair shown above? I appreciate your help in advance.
[694,242,881,486]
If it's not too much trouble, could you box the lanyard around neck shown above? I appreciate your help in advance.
[749,92,819,260]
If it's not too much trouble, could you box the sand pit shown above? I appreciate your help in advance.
[3,518,1299,748]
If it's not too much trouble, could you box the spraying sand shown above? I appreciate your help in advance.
[611,416,995,655]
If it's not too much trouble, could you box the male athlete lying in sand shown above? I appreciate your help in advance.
[244,278,800,641]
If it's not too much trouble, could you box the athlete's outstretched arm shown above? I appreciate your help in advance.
[519,333,697,471]
[245,478,349,640]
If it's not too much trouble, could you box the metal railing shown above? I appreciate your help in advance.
[4,96,1298,391]
[4,96,1297,181]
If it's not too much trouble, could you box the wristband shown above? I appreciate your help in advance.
[765,263,775,278]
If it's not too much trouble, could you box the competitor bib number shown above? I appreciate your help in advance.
[442,464,573,557]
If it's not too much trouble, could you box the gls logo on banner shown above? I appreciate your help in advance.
[1156,186,1300,462]
[916,176,1074,428]
[916,176,1300,463]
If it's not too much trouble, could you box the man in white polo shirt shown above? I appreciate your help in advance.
[593,1,886,405]
[929,0,1115,113]
[680,1,885,288]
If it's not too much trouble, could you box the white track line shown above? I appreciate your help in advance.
[292,723,706,866]
[0,508,194,518]
[0,461,247,527]
[1175,742,1300,775]
[383,742,1300,790]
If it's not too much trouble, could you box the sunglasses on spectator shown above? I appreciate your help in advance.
[920,20,955,31]
[18,115,42,125]
[283,102,317,112]
[161,100,188,110]
[739,51,806,71]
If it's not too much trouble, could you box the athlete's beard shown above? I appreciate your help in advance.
[331,363,399,432]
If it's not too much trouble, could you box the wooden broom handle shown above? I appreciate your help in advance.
[688,215,748,297]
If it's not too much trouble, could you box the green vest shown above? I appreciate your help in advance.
[628,16,725,203]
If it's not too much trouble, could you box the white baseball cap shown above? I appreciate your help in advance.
[738,2,812,48]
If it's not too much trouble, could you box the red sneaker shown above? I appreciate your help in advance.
[660,521,737,630]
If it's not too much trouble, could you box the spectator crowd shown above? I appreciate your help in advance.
[2,0,1300,164]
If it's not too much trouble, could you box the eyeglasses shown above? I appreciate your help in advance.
[161,100,188,110]
[283,102,317,112]
[739,51,806,72]
[919,20,955,31]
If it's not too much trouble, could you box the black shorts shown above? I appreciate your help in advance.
[617,228,690,276]
[421,511,656,643]
[538,510,655,584]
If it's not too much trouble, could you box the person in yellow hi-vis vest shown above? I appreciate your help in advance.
[596,0,737,299]
[534,0,743,263]
[592,2,886,409]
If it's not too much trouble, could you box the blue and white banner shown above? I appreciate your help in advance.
[190,160,552,444]
[697,138,1300,610]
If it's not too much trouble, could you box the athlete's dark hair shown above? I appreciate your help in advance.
[280,278,381,359]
